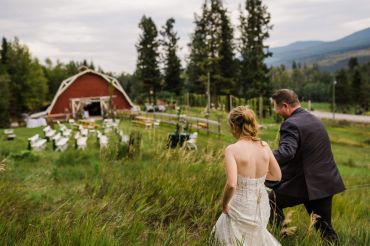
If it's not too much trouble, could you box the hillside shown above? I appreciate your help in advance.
[266,27,370,72]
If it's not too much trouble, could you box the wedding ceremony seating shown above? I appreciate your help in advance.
[76,136,87,150]
[4,129,16,141]
[28,134,47,151]
[184,132,198,150]
[52,133,69,152]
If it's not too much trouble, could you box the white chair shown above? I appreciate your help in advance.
[28,134,47,151]
[99,135,109,149]
[42,126,51,133]
[45,129,56,139]
[52,133,62,142]
[55,137,69,152]
[184,132,198,150]
[153,119,161,127]
[4,129,16,140]
[62,128,72,137]
[80,128,88,137]
[120,134,129,145]
[52,133,68,152]
[76,137,87,150]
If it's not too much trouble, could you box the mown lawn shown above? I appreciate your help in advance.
[0,113,369,245]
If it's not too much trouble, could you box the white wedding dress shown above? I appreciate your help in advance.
[213,175,281,246]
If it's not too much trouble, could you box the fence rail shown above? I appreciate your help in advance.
[139,112,221,135]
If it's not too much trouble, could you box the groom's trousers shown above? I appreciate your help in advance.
[269,191,339,245]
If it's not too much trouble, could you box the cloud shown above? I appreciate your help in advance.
[1,0,369,73]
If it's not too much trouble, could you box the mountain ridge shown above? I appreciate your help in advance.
[266,27,370,71]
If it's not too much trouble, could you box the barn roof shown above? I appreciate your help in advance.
[47,69,134,114]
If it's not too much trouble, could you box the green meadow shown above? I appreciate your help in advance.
[0,110,369,245]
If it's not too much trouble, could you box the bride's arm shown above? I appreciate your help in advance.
[266,145,282,181]
[222,147,237,214]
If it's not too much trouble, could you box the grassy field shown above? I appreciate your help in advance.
[300,102,332,112]
[0,111,369,245]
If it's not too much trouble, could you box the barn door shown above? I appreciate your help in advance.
[71,99,82,118]
[100,99,110,117]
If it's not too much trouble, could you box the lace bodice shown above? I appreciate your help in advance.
[236,174,266,190]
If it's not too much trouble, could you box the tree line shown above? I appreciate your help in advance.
[1,0,369,128]
[134,0,369,113]
[270,59,370,113]
[135,0,272,111]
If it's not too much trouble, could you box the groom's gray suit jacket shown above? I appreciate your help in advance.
[271,107,345,200]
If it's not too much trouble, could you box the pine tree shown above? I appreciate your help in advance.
[347,58,366,109]
[348,57,358,70]
[218,7,236,110]
[351,67,365,108]
[187,2,209,94]
[136,15,161,104]
[0,58,10,127]
[239,0,273,99]
[335,69,352,112]
[187,0,235,105]
[1,37,9,65]
[160,18,183,96]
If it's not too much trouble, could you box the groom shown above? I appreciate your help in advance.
[267,89,345,245]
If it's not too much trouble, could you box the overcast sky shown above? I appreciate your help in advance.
[1,0,370,74]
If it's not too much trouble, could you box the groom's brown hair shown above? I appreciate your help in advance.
[272,89,300,107]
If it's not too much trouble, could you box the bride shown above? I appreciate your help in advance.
[213,106,282,246]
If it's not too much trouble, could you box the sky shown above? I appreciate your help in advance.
[1,0,370,74]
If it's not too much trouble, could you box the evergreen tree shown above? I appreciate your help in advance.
[65,61,79,75]
[348,57,358,70]
[217,4,236,110]
[6,38,48,116]
[160,18,183,96]
[0,67,10,127]
[116,72,140,101]
[239,0,273,98]
[187,0,235,105]
[187,2,209,94]
[136,15,161,104]
[335,69,352,112]
[1,37,9,65]
[351,67,366,109]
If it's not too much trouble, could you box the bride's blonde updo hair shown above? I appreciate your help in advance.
[228,106,260,141]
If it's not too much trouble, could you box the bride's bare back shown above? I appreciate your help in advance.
[229,140,270,178]
[224,140,281,188]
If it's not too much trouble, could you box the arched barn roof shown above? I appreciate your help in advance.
[47,69,134,115]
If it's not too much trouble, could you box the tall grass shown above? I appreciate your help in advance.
[0,118,369,245]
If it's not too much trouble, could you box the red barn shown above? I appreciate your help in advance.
[47,69,134,120]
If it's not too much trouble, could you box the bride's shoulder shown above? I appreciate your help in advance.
[225,143,237,153]
[261,141,269,147]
